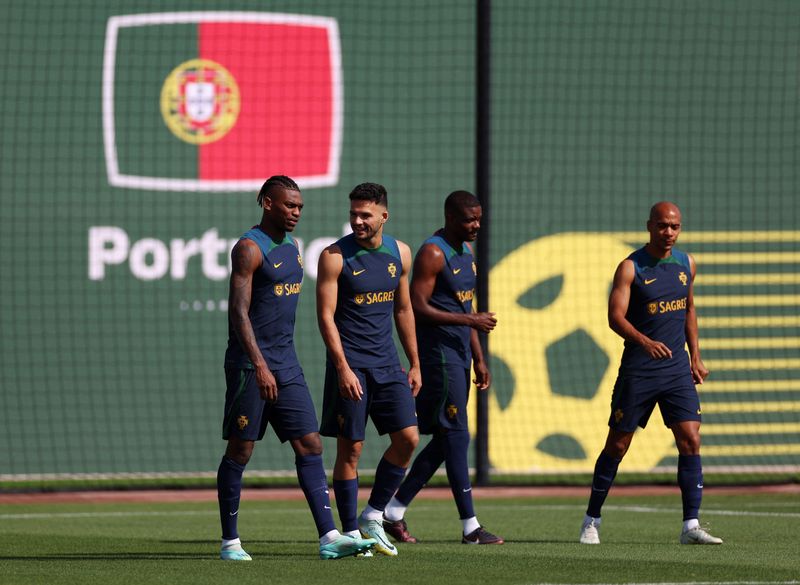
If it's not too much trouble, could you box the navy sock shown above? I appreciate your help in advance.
[217,456,246,540]
[586,451,621,518]
[333,477,359,533]
[368,457,408,511]
[394,435,446,506]
[296,454,336,537]
[443,430,475,519]
[678,454,703,521]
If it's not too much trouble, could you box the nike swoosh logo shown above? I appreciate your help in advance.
[644,278,657,284]
[453,268,462,274]
[324,505,331,509]
[353,269,366,275]
[229,510,239,516]
[697,484,704,489]
[273,262,283,268]
[462,487,472,493]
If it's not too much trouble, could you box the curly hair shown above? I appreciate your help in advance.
[348,182,388,207]
[257,175,300,207]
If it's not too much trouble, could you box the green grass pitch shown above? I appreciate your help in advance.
[1,493,798,585]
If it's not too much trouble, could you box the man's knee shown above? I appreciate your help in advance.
[672,422,702,455]
[675,432,701,455]
[292,432,323,457]
[336,438,363,466]
[225,439,255,466]
[603,430,633,459]
[389,426,419,460]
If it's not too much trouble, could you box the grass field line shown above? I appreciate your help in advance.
[0,509,219,520]
[532,581,800,585]
[4,503,799,522]
[461,504,800,519]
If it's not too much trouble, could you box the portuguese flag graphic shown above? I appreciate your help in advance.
[103,12,342,191]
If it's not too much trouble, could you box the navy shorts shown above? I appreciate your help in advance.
[415,362,470,434]
[320,363,418,440]
[608,372,702,433]
[223,365,319,442]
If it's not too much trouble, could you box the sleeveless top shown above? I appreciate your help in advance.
[224,226,303,370]
[415,230,476,367]
[619,246,692,377]
[333,233,403,368]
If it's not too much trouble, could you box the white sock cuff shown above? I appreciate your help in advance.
[360,504,383,521]
[462,516,480,535]
[319,529,340,545]
[383,497,407,522]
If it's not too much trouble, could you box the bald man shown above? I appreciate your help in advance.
[579,202,723,546]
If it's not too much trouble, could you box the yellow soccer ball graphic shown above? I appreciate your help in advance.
[482,233,674,472]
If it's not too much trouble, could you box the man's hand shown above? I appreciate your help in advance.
[407,364,422,397]
[473,360,491,390]
[639,337,673,360]
[691,357,709,384]
[256,363,279,402]
[337,366,364,401]
[470,312,497,333]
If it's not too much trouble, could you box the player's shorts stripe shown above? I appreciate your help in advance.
[222,370,249,434]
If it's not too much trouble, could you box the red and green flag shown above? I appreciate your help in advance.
[103,12,342,191]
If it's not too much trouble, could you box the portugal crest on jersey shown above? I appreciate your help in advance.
[160,59,240,145]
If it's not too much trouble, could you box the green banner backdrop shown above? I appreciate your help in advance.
[1,0,797,481]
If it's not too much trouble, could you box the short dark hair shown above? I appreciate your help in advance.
[444,190,480,215]
[349,182,388,207]
[257,175,299,207]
